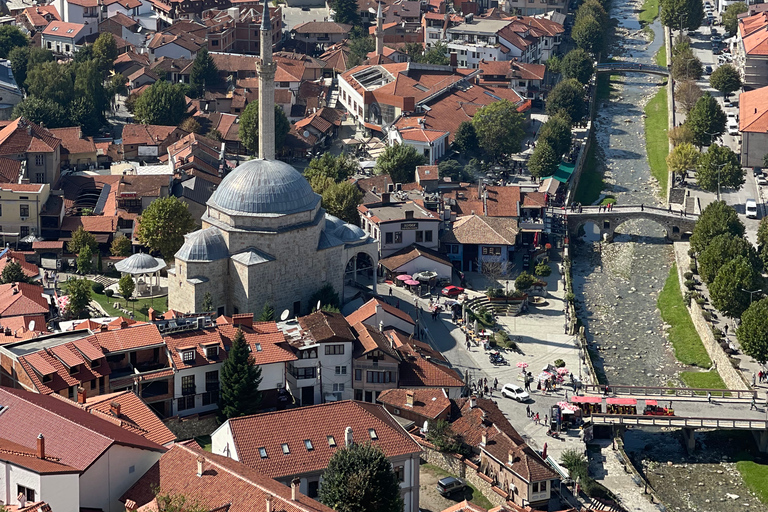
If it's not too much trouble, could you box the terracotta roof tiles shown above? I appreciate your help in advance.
[377,388,452,420]
[0,283,48,318]
[346,297,415,328]
[84,391,176,446]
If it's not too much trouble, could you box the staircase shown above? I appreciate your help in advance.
[588,497,627,512]
[328,88,339,109]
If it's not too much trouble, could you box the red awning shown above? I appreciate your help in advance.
[645,399,658,406]
[571,396,602,404]
[607,398,637,405]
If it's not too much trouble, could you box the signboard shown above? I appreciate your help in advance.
[138,146,159,157]
[400,222,418,230]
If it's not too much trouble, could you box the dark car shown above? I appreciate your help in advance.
[437,477,466,497]
[705,65,713,74]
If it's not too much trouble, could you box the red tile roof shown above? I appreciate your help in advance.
[32,241,65,250]
[394,338,464,389]
[121,443,335,512]
[60,215,118,234]
[740,86,768,132]
[0,251,40,280]
[0,283,48,318]
[0,437,79,474]
[346,298,415,328]
[216,323,297,366]
[122,124,181,146]
[378,245,452,273]
[41,21,85,36]
[84,391,176,446]
[0,118,60,156]
[0,387,165,471]
[18,336,109,394]
[95,323,165,353]
[377,388,452,420]
[49,127,97,155]
[225,400,421,478]
[21,5,61,28]
[164,327,226,370]
[297,310,356,344]
[0,158,22,183]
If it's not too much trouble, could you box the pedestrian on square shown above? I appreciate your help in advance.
[751,396,757,410]
[535,412,540,424]
[494,377,498,390]
[544,415,548,426]
[389,287,393,296]
[724,324,729,336]
[641,204,644,211]
[707,392,712,403]
[484,385,489,396]
[526,405,531,417]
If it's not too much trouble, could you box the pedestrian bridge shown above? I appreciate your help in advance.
[552,205,698,241]
[595,62,670,77]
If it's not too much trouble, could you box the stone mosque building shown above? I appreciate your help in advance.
[168,2,377,318]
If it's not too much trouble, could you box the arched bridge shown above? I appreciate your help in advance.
[595,62,670,77]
[553,205,698,241]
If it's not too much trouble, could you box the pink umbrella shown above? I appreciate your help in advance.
[557,401,570,408]
[557,367,570,375]
[396,274,412,281]
[404,280,420,286]
[516,362,529,368]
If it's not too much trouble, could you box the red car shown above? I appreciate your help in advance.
[441,286,465,297]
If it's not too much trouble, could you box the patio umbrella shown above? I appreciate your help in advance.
[516,362,529,368]
[404,280,420,286]
[557,401,570,409]
[396,275,413,281]
[557,367,570,375]
[538,371,552,381]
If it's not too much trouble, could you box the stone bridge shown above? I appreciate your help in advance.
[595,62,670,77]
[553,205,697,241]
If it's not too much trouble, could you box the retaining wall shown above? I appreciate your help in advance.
[665,24,675,206]
[163,412,220,440]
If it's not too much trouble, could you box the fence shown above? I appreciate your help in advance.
[592,414,768,430]
[581,383,756,399]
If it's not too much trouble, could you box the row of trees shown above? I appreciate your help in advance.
[572,0,609,55]
[660,0,704,30]
[666,142,745,191]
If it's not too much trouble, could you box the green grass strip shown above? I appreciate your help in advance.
[680,370,726,390]
[656,43,667,68]
[644,86,669,193]
[737,461,768,505]
[639,0,660,25]
[657,264,712,368]
[64,279,168,322]
[573,134,604,205]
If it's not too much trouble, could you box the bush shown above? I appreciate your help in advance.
[684,291,693,305]
[105,289,114,297]
[702,310,712,321]
[695,297,706,305]
[565,292,575,303]
[535,262,552,277]
[91,282,105,294]
[486,288,503,298]
[685,279,696,290]
[712,326,723,339]
[690,262,698,274]
[554,359,566,367]
[684,271,694,280]
[688,248,696,257]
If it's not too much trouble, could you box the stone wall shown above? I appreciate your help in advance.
[164,412,220,440]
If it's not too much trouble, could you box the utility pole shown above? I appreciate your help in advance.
[742,288,764,305]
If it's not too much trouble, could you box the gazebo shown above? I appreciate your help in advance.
[114,252,167,296]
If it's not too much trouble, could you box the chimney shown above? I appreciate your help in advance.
[481,430,487,446]
[37,433,44,459]
[345,426,353,447]
[120,320,129,329]
[125,500,137,512]
[406,389,414,408]
[148,307,157,321]
[265,495,273,512]
[232,313,253,329]
[405,210,414,220]
[450,52,458,67]
[508,450,517,465]
[381,192,391,204]
[196,456,205,477]
[469,395,477,408]
[100,323,109,332]
[291,478,300,500]
[110,401,121,417]
[77,386,86,404]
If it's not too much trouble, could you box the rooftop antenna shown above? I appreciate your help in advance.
[280,309,290,321]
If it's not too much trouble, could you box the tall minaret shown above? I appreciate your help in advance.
[375,2,384,56]
[256,0,277,160]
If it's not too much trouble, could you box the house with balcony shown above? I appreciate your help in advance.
[358,194,440,258]
[477,58,546,98]
[203,6,282,55]
[736,12,768,89]
[349,322,401,403]
[0,118,61,185]
[291,21,351,52]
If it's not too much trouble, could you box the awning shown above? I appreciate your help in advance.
[552,162,575,184]
[539,177,560,194]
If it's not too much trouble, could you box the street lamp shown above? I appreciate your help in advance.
[742,288,764,305]
[703,131,720,146]
[714,162,729,201]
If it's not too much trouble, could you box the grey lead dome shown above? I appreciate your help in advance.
[175,227,229,261]
[208,158,320,215]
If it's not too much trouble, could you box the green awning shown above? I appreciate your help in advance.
[552,162,575,183]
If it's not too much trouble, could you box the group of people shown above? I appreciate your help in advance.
[757,370,768,384]
[471,377,499,398]
[525,405,548,427]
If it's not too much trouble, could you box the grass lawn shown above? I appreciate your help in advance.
[421,463,494,510]
[573,135,607,206]
[680,370,727,390]
[64,279,168,322]
[639,0,660,25]
[737,460,768,505]
[195,435,212,451]
[644,86,669,193]
[655,43,667,68]
[657,264,712,368]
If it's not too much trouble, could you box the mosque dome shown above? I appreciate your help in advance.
[324,214,368,242]
[208,159,320,215]
[175,227,229,261]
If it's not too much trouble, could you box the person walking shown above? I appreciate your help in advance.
[707,392,712,403]
[544,415,548,427]
[389,287,393,296]
[535,412,540,424]
[751,396,757,410]
[640,203,644,211]
[494,377,498,391]
[526,404,531,417]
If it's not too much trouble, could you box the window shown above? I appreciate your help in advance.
[333,383,344,391]
[385,232,393,244]
[90,358,101,368]
[205,346,219,359]
[540,481,547,491]
[65,44,70,52]
[425,231,433,242]
[34,173,44,184]
[181,375,195,395]
[415,231,423,243]
[368,428,378,440]
[69,365,79,375]
[212,39,219,46]
[394,231,402,244]
[47,41,51,49]
[35,155,43,166]
[335,366,347,375]
[42,374,52,383]
[17,486,34,503]
[308,481,319,498]
[203,370,219,405]
[0,205,2,215]
[255,343,262,351]
[68,386,75,399]
[366,371,393,383]
[90,379,96,390]
[355,369,362,381]
[182,350,195,362]
[394,465,405,482]
[293,366,317,379]
[19,226,28,237]
[19,205,29,217]
[327,435,336,447]
[325,344,344,355]
[281,443,290,454]
[304,439,313,451]
[354,389,363,400]
[301,349,317,359]
[259,447,268,458]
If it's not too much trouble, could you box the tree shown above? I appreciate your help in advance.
[710,64,742,97]
[545,54,562,74]
[421,41,449,65]
[546,79,587,122]
[473,100,526,162]
[310,283,341,311]
[111,235,132,257]
[427,419,467,454]
[759,218,768,267]
[66,278,92,317]
[709,256,764,318]
[671,51,702,81]
[686,93,726,147]
[118,274,135,302]
[219,328,263,419]
[9,46,53,92]
[189,48,221,98]
[375,143,427,183]
[690,200,745,253]
[68,227,99,254]
[202,292,213,312]
[0,26,27,59]
[576,0,608,26]
[257,302,275,321]
[668,124,696,146]
[1,261,28,284]
[77,244,93,275]
[322,181,364,224]
[93,32,118,74]
[133,81,188,125]
[676,81,703,115]
[528,142,560,178]
[155,491,208,512]
[572,14,604,54]
[515,272,537,292]
[561,48,594,84]
[723,2,748,35]
[660,0,704,30]
[136,197,196,259]
[699,233,762,284]
[453,121,479,155]
[180,117,202,134]
[305,153,358,183]
[12,97,69,128]
[666,142,699,177]
[238,100,290,155]
[538,113,572,158]
[25,61,74,107]
[332,0,360,26]
[696,144,745,192]
[737,298,768,364]
[348,36,375,67]
[319,443,404,512]
[438,160,470,182]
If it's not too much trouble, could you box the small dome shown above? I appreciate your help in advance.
[209,159,320,215]
[175,227,229,262]
[114,252,166,274]
[325,214,346,231]
[334,224,367,242]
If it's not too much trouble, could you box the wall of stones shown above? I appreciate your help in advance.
[164,412,220,440]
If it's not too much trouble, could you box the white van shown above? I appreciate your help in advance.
[746,199,758,219]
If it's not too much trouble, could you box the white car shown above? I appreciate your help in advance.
[727,121,739,136]
[501,383,530,402]
[746,199,758,219]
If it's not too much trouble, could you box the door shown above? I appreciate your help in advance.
[301,386,315,406]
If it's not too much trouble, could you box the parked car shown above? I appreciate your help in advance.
[437,477,466,497]
[705,65,713,74]
[441,285,465,297]
[746,199,758,219]
[753,168,763,178]
[727,121,739,136]
[759,176,768,186]
[501,383,530,402]
[712,35,722,43]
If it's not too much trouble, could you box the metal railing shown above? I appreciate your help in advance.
[551,204,699,218]
[591,414,768,430]
[595,62,670,76]
[581,383,756,399]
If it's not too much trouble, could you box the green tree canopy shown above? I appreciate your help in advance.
[111,235,132,257]
[202,292,213,312]
[453,121,479,155]
[12,97,68,128]
[66,278,91,318]
[1,261,29,284]
[319,443,404,512]
[572,14,604,54]
[538,113,572,158]
[310,283,341,311]
[438,159,470,182]
[133,81,188,125]
[546,78,587,122]
[68,227,99,254]
[759,217,768,268]
[690,200,745,254]
[671,50,703,81]
[421,41,449,65]
[695,143,745,192]
[136,197,196,259]
[77,244,93,274]
[93,32,118,74]
[661,0,704,30]
[737,298,768,364]
[515,271,537,292]
[26,60,74,107]
[545,54,562,74]
[238,100,290,155]
[348,36,374,67]
[118,274,135,301]
[709,255,765,318]
[676,80,703,115]
[528,141,560,178]
[709,63,742,96]
[576,0,609,26]
[723,2,748,35]
[9,46,53,92]
[668,124,696,147]
[0,26,27,59]
[374,143,427,183]
[561,48,594,84]
[304,153,358,183]
[686,93,726,147]
[472,99,526,162]
[666,142,699,176]
[321,181,363,224]
[699,233,762,284]
[332,0,361,25]
[189,48,221,98]
[219,328,263,419]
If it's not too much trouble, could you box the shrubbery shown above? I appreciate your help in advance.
[91,282,105,294]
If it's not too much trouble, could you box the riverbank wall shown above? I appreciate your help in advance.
[665,24,675,205]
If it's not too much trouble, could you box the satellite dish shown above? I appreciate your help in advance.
[280,309,290,321]
[421,420,428,433]
[303,130,310,138]
[316,300,322,311]
[28,320,35,332]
